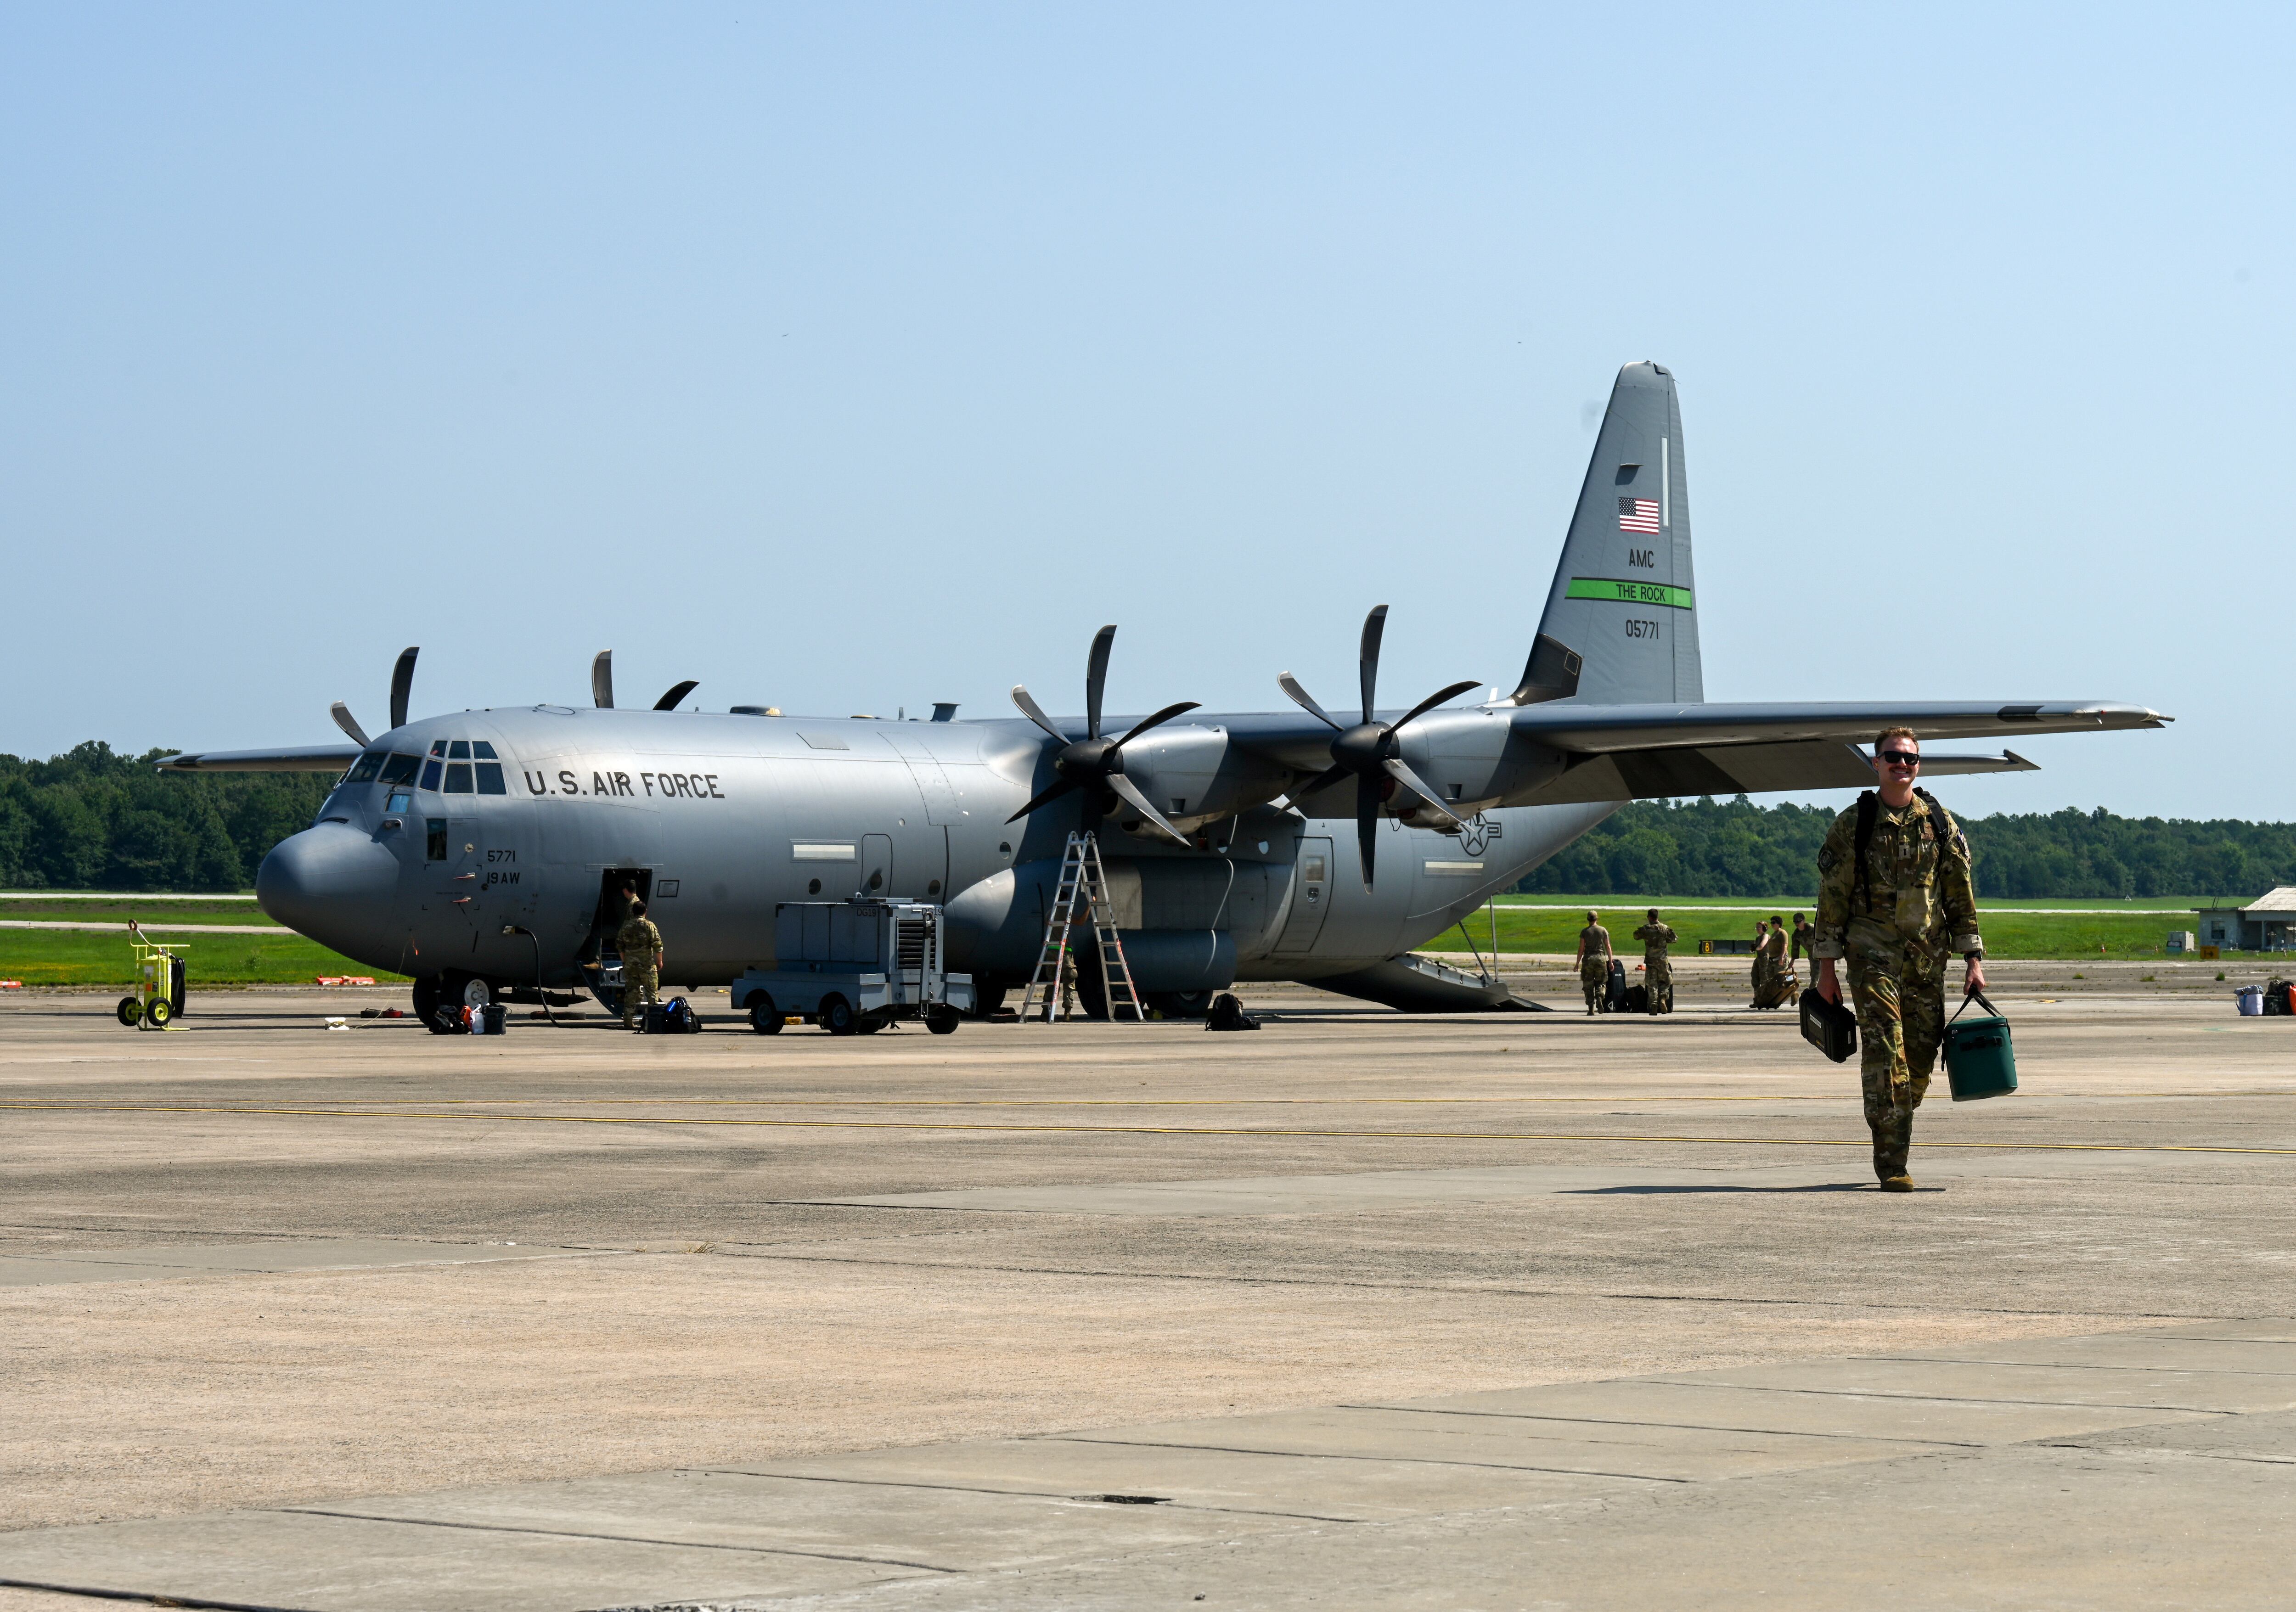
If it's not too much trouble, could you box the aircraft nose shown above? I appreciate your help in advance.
[257,824,400,948]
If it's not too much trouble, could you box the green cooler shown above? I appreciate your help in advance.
[1943,989,2017,1101]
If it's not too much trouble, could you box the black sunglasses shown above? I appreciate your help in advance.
[1875,750,1921,767]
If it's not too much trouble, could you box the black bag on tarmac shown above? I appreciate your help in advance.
[1204,992,1259,1031]
[1604,959,1627,1012]
[1622,983,1648,1014]
[1799,987,1857,1063]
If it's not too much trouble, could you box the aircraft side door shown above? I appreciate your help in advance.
[861,833,893,898]
[1271,837,1333,955]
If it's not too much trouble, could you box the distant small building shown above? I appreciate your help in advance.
[2194,889,2296,952]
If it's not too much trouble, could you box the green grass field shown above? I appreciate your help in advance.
[0,896,282,926]
[0,891,2252,985]
[1448,895,2240,961]
[0,896,405,986]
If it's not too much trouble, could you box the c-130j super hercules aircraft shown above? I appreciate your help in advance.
[162,363,2166,1023]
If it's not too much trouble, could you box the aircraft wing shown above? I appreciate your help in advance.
[1507,699,2167,753]
[1506,699,2159,804]
[152,745,363,773]
[1215,697,2163,804]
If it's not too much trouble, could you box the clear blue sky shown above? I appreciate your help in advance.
[3,4,2284,819]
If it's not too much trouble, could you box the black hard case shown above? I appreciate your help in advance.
[1799,987,1857,1063]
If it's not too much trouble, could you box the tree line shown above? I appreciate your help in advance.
[1519,796,2292,900]
[0,743,331,892]
[0,743,2288,900]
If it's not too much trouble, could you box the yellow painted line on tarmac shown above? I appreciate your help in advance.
[315,1090,2296,1109]
[3,1100,2293,1156]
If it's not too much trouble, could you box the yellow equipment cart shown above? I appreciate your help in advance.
[117,923,187,1029]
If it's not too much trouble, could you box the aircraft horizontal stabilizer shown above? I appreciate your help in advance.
[1524,729,2071,806]
[1901,748,2040,778]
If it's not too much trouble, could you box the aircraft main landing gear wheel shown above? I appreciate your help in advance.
[443,972,493,1011]
[117,996,142,1027]
[818,994,856,1035]
[748,994,783,1035]
[143,998,173,1029]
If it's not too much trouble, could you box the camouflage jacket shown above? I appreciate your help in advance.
[1812,793,1981,968]
[1761,926,1788,966]
[616,916,663,968]
[1578,924,1612,961]
[1632,922,1676,963]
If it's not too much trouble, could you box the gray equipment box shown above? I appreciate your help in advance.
[730,899,974,1036]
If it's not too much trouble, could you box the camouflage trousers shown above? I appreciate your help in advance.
[1580,956,1610,1012]
[1644,958,1671,1014]
[622,964,660,1030]
[1846,956,1944,1180]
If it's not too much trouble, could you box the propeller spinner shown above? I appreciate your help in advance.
[1279,605,1476,889]
[1007,625,1200,846]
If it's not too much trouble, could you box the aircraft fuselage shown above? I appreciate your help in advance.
[256,703,1615,1004]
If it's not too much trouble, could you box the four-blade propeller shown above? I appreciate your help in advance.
[330,647,421,748]
[1007,625,1200,845]
[1279,605,1477,889]
[591,651,699,712]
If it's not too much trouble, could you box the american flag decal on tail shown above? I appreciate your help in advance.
[1617,497,1660,534]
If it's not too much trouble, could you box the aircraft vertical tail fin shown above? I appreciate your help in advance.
[1515,362,1702,707]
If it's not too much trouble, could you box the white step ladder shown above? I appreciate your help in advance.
[1020,831,1145,1023]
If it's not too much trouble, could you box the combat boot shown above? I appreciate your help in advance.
[1879,1174,1916,1192]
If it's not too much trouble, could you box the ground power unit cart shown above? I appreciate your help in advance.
[731,898,974,1036]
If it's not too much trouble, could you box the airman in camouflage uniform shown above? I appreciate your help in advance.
[1814,730,1986,1192]
[1575,911,1612,1015]
[1751,914,1795,1008]
[1632,909,1676,1015]
[616,899,665,1031]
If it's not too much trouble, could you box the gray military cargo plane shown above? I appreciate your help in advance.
[160,363,2165,1023]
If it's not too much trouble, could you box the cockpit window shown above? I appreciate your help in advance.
[378,753,421,786]
[346,750,385,784]
[445,762,474,793]
[420,758,443,791]
[448,740,470,759]
[472,740,498,759]
[430,739,448,757]
[475,761,506,794]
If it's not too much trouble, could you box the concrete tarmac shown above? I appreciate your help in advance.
[1,969,2291,1609]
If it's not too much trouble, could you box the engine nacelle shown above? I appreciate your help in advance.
[1380,709,1571,829]
[1109,724,1291,835]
